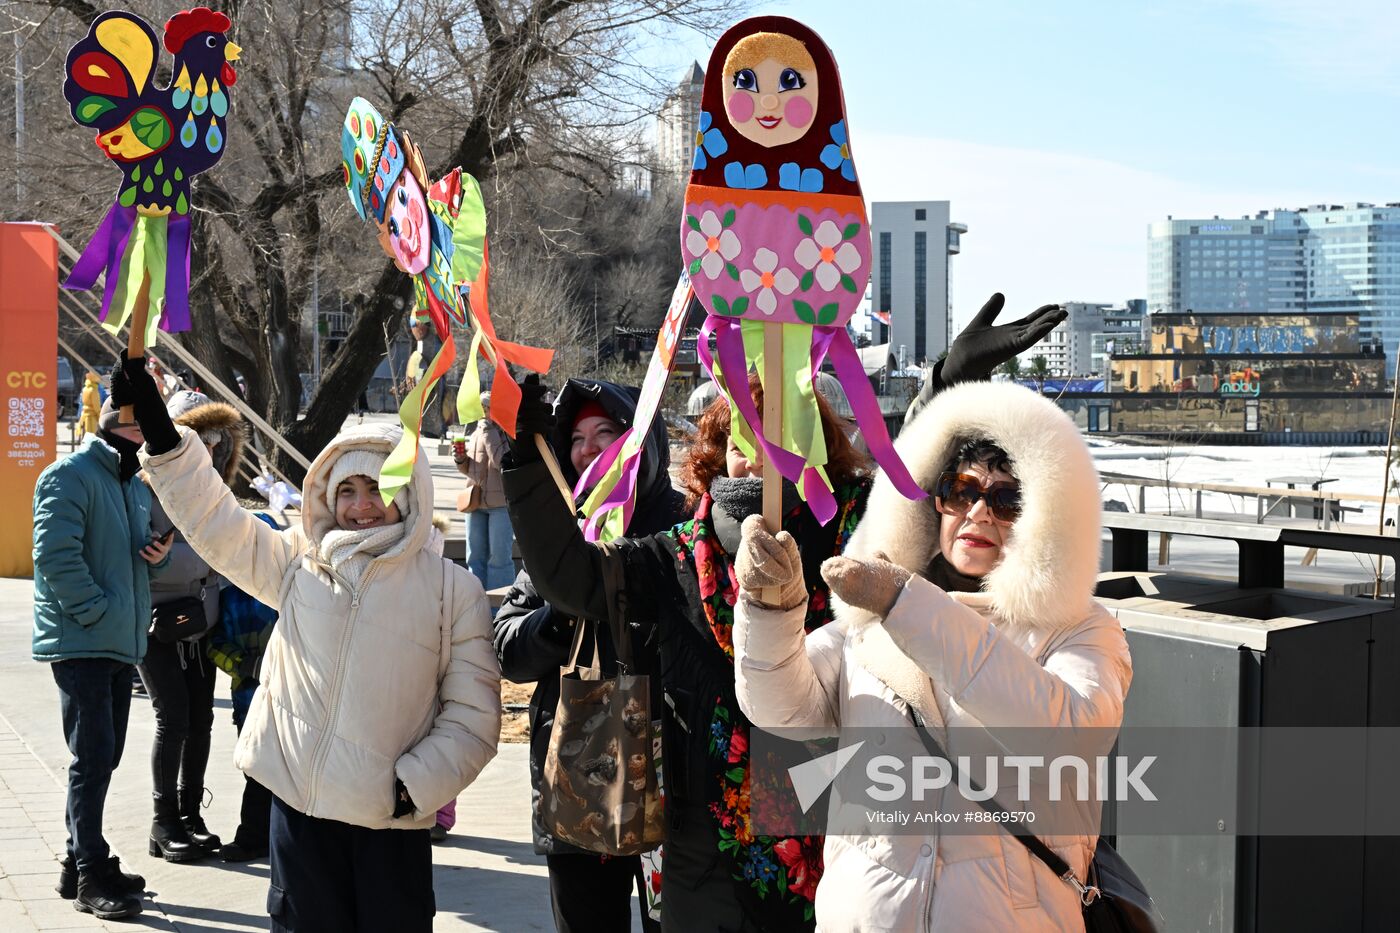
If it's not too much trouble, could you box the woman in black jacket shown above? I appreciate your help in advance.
[494,379,683,933]
[506,373,870,933]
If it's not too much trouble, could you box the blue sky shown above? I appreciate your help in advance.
[649,0,1400,332]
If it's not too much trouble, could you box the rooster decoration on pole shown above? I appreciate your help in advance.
[61,6,239,405]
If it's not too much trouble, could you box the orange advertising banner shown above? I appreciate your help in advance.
[0,223,58,578]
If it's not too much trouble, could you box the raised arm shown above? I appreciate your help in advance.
[141,432,302,608]
[906,294,1066,425]
[503,457,661,622]
[501,375,662,622]
[118,359,299,607]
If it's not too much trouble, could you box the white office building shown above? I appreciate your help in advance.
[1028,300,1147,377]
[1148,203,1400,371]
[870,201,966,366]
[654,62,705,184]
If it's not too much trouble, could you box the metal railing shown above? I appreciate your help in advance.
[44,225,310,488]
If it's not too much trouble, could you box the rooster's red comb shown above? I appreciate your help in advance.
[163,7,232,54]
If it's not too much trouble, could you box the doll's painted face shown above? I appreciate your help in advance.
[379,169,430,275]
[721,33,819,148]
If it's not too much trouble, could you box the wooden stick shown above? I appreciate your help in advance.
[536,434,577,510]
[119,272,152,424]
[762,324,783,606]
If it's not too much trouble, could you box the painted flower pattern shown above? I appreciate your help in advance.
[820,120,856,182]
[723,162,769,189]
[738,248,799,315]
[693,111,728,171]
[685,210,742,281]
[795,219,863,292]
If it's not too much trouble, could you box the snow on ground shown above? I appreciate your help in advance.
[1088,439,1392,527]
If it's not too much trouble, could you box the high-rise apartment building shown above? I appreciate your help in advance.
[870,201,966,366]
[1148,203,1400,371]
[654,62,705,184]
[1028,300,1147,377]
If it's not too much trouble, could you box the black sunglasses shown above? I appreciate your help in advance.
[934,471,1022,524]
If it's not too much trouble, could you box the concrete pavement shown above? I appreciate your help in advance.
[0,427,575,933]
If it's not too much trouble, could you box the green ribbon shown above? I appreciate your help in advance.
[450,174,487,286]
[380,341,451,506]
[455,329,486,424]
[104,213,168,346]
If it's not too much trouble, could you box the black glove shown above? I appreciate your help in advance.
[115,356,180,455]
[941,294,1067,386]
[392,777,416,818]
[506,374,555,466]
[107,358,135,409]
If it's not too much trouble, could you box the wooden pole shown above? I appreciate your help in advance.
[119,272,152,424]
[762,324,782,606]
[535,435,577,510]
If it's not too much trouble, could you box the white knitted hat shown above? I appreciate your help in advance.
[323,448,410,517]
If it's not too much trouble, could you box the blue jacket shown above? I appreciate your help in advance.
[32,438,165,665]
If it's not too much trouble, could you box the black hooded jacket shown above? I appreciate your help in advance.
[493,378,685,855]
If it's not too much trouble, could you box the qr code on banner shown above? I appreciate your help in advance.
[8,397,45,437]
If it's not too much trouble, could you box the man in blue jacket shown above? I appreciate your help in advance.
[32,391,171,921]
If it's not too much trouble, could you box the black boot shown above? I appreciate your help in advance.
[180,787,222,850]
[219,837,269,862]
[75,863,143,920]
[57,855,144,899]
[150,796,209,862]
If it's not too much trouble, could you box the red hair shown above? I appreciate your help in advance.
[679,372,869,510]
[163,7,232,54]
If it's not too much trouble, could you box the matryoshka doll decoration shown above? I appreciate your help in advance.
[683,16,925,524]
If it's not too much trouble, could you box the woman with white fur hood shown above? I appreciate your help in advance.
[114,359,500,932]
[732,381,1132,932]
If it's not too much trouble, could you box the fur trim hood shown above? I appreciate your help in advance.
[843,381,1101,632]
[172,400,246,485]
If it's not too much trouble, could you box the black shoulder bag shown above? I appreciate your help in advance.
[907,708,1164,933]
[150,586,215,644]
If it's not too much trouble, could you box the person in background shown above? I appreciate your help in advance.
[138,391,244,865]
[207,511,281,862]
[505,374,865,933]
[33,389,171,921]
[118,357,501,932]
[77,372,101,440]
[454,391,515,593]
[495,378,683,933]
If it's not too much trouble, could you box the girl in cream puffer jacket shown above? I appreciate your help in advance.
[141,421,500,827]
[732,382,1132,932]
[139,419,500,930]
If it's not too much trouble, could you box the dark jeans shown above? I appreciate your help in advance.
[547,852,661,933]
[138,637,216,818]
[52,658,133,872]
[268,795,433,933]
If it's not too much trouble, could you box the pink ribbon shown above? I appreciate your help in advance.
[826,330,927,503]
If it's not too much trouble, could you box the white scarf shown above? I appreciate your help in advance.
[318,522,406,588]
